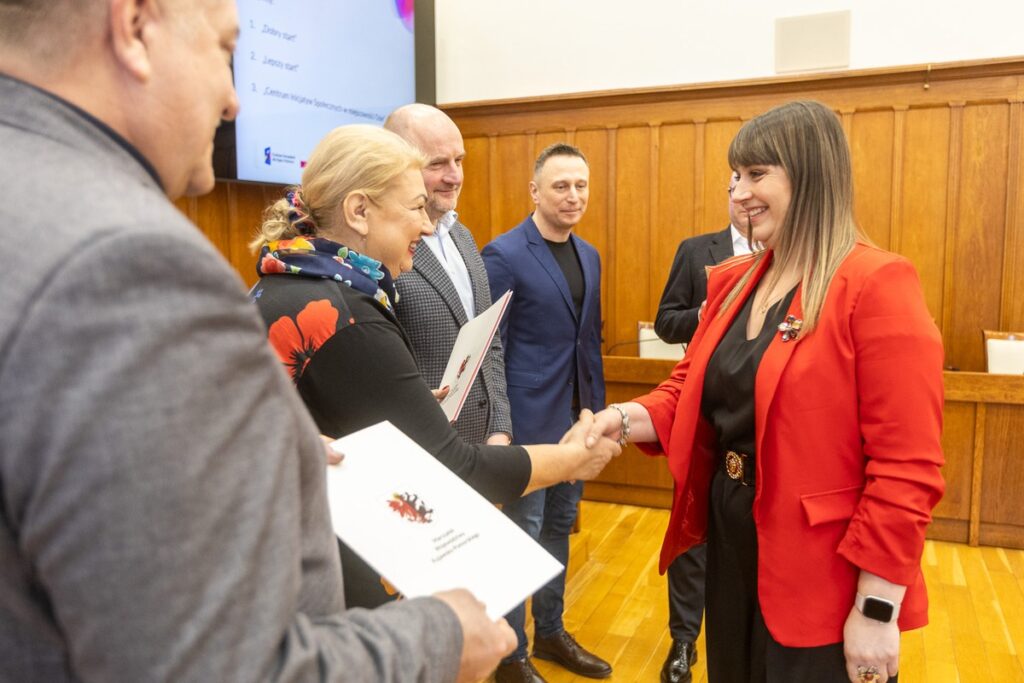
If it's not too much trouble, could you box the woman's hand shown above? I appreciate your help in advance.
[585,407,626,447]
[432,385,451,403]
[843,607,899,683]
[561,409,622,480]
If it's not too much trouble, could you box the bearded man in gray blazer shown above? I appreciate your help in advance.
[0,1,513,681]
[386,104,513,446]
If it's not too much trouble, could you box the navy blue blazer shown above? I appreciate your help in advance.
[481,215,606,444]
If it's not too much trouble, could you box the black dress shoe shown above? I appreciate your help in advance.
[660,639,698,683]
[495,657,547,683]
[533,631,612,679]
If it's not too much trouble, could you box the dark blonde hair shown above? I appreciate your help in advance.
[251,125,427,251]
[722,100,863,334]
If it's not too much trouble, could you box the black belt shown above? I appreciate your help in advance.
[722,450,755,487]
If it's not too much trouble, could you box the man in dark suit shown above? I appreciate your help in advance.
[652,174,754,683]
[483,144,610,683]
[386,104,513,446]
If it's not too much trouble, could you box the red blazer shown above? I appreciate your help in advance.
[635,243,944,647]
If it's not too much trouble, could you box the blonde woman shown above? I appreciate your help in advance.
[250,125,621,609]
[588,101,943,683]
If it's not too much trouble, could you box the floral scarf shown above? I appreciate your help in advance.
[256,236,398,313]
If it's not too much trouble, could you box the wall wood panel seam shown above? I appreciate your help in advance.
[940,104,964,356]
[969,403,986,546]
[606,126,618,353]
[693,121,706,230]
[649,123,660,324]
[1001,100,1023,328]
[487,135,498,239]
[889,107,907,254]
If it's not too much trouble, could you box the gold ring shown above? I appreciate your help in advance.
[856,665,880,682]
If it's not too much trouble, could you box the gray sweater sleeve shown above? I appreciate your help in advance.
[0,227,462,683]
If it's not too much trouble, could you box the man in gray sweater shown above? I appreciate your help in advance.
[0,1,514,681]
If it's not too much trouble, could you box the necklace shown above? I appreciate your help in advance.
[757,292,787,315]
[755,271,801,315]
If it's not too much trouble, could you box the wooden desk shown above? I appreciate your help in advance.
[591,357,1024,549]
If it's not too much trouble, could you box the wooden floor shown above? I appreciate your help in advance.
[504,501,1024,683]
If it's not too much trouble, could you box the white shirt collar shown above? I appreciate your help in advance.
[436,210,458,236]
[729,223,759,256]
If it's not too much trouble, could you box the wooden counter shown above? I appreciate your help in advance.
[590,356,1024,549]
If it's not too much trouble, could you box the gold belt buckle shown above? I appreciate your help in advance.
[725,451,744,481]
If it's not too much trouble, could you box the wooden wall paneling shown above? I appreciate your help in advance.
[458,135,492,245]
[850,109,895,248]
[899,106,951,324]
[646,124,662,322]
[941,104,965,367]
[692,121,706,230]
[484,135,500,245]
[969,404,986,545]
[533,130,570,158]
[949,103,1009,371]
[611,126,653,355]
[701,119,743,233]
[489,134,533,239]
[888,107,908,254]
[573,128,612,351]
[1002,100,1024,331]
[234,181,282,287]
[839,109,854,140]
[651,123,698,323]
[193,183,232,267]
[979,404,1024,547]
[932,401,975,543]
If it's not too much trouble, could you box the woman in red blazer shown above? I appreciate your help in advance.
[590,101,943,683]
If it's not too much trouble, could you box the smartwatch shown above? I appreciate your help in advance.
[855,593,899,623]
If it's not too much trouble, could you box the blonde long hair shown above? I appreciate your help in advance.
[721,100,866,334]
[250,125,426,252]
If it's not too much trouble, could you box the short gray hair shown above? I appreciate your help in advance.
[0,1,106,64]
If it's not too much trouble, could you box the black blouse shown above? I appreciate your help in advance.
[252,275,533,608]
[253,275,532,501]
[701,286,798,456]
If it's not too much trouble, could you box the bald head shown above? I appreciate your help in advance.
[385,104,466,223]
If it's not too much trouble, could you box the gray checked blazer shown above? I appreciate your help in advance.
[395,220,514,443]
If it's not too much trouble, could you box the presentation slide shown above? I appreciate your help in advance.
[233,0,415,184]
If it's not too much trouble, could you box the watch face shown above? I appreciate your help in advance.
[862,596,895,622]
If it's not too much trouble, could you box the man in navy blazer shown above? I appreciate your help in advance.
[483,144,610,683]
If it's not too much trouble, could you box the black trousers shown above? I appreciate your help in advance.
[704,468,898,683]
[667,541,706,642]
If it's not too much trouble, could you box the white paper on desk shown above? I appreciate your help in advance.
[326,421,563,620]
[437,290,513,422]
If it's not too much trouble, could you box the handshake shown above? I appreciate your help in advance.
[556,407,630,482]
